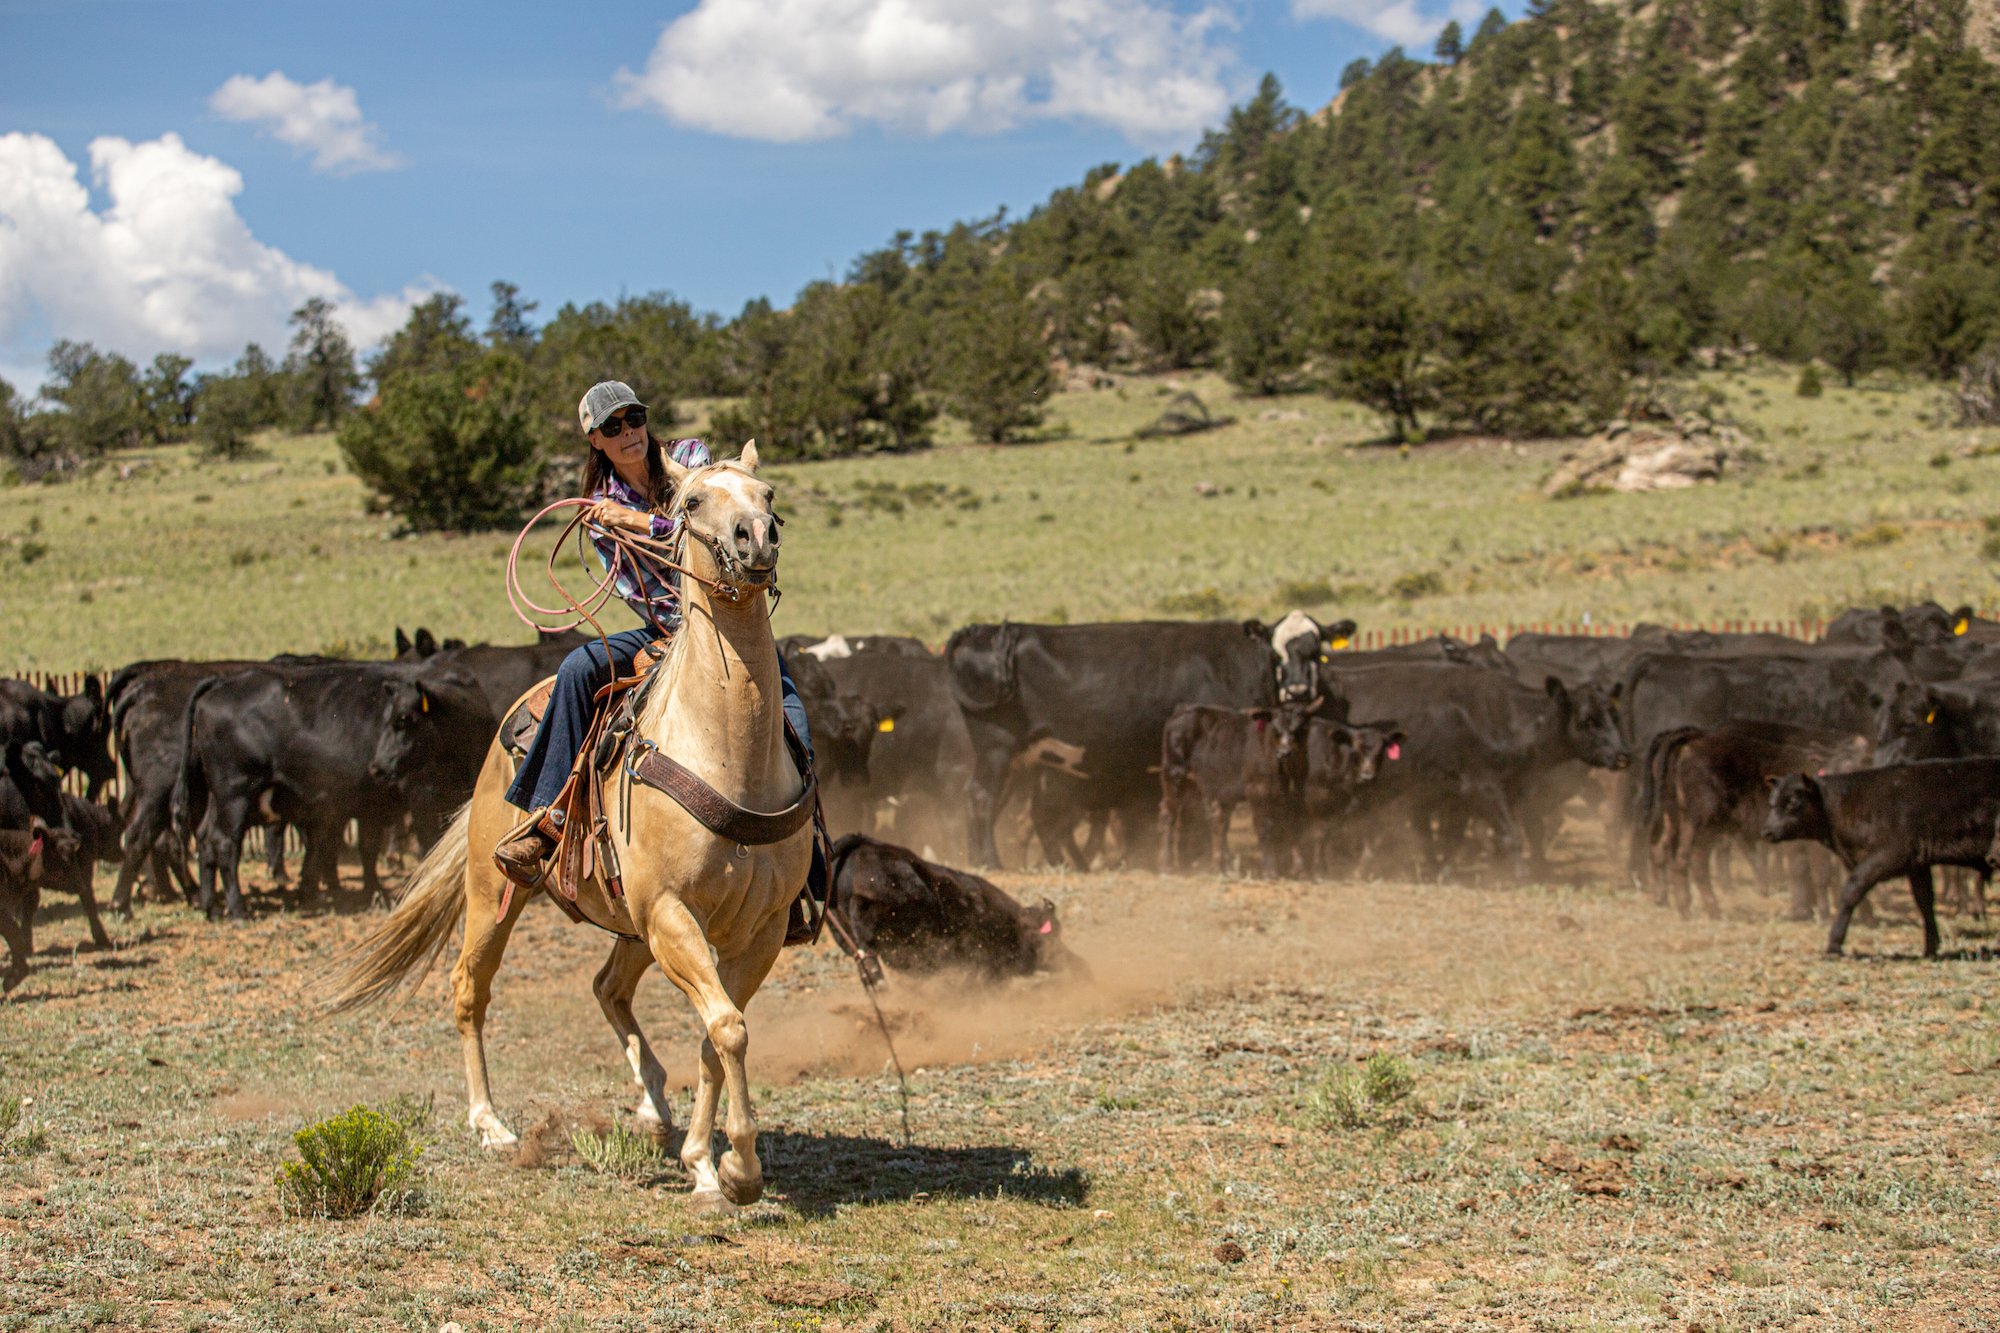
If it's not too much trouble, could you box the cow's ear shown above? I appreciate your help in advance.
[1325,619,1358,643]
[84,674,104,706]
[1248,708,1273,721]
[394,627,412,656]
[414,628,439,656]
[1544,675,1569,702]
[1763,775,1780,791]
[1881,617,1914,657]
[444,637,467,650]
[1241,619,1269,640]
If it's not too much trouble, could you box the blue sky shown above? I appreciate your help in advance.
[0,0,1516,393]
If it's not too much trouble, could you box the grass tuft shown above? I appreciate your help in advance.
[568,1119,668,1178]
[1304,1053,1417,1132]
[275,1095,429,1218]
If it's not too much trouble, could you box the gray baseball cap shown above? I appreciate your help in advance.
[578,381,644,434]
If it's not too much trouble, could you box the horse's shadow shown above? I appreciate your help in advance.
[746,1129,1090,1217]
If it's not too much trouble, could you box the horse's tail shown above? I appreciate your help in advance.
[320,803,470,1014]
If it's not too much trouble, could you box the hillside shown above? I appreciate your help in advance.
[4,368,1996,672]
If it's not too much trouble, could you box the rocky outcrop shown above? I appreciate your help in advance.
[1543,416,1740,498]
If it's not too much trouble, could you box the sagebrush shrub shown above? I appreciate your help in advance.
[1304,1053,1417,1132]
[276,1097,429,1218]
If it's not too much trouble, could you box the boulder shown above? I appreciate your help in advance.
[1544,418,1733,498]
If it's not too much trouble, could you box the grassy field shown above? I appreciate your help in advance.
[6,369,2000,1330]
[4,367,1998,672]
[2,841,1996,1330]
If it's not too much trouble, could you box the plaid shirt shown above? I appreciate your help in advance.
[590,437,712,631]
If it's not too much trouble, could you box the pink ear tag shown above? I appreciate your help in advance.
[28,833,43,858]
[1386,743,1402,761]
[1815,769,1827,776]
[1038,920,1054,934]
[1254,718,1267,732]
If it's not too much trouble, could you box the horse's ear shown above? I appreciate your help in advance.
[738,440,760,472]
[663,451,693,487]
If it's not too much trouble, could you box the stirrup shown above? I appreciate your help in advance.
[494,810,557,888]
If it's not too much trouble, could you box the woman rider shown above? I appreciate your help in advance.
[494,381,821,922]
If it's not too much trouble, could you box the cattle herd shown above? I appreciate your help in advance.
[4,598,1999,995]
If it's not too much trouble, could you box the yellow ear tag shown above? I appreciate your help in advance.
[877,717,895,733]
[1955,618,1970,636]
[420,693,429,713]
[1925,709,1937,724]
[1329,637,1350,651]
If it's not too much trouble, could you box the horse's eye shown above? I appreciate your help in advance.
[683,494,703,512]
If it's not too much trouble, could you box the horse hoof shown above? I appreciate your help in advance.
[633,1110,672,1145]
[718,1156,763,1207]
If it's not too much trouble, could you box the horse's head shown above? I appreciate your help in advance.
[665,441,781,602]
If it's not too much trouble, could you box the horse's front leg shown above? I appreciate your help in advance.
[648,895,784,1211]
[593,938,675,1141]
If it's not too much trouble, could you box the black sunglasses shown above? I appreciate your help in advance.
[598,407,647,438]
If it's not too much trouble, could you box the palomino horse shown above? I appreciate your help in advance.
[325,443,809,1212]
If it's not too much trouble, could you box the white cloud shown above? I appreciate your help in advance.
[209,71,402,174]
[1291,0,1484,48]
[0,131,433,390]
[617,0,1238,146]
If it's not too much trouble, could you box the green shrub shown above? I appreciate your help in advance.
[1392,569,1445,600]
[337,355,543,531]
[275,1098,429,1218]
[1157,587,1229,617]
[1275,576,1335,606]
[17,540,47,565]
[1303,1053,1417,1132]
[1851,522,1903,549]
[569,1120,668,1178]
[1795,364,1823,398]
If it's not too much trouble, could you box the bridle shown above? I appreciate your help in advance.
[505,460,781,651]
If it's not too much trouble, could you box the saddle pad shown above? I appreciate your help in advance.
[498,677,558,760]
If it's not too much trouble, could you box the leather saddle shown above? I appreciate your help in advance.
[495,643,827,945]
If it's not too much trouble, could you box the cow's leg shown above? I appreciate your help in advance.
[1158,779,1183,874]
[1207,797,1232,874]
[452,861,530,1149]
[199,799,252,921]
[0,885,30,992]
[593,938,675,1140]
[1785,845,1819,921]
[64,859,113,949]
[263,824,287,888]
[111,788,170,917]
[1908,866,1942,959]
[1825,855,1899,956]
[355,816,388,903]
[1077,809,1111,870]
[962,730,1013,869]
[1689,829,1721,921]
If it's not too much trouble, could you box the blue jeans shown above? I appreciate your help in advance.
[505,629,815,814]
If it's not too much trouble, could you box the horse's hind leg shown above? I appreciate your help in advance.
[451,859,530,1149]
[593,938,675,1141]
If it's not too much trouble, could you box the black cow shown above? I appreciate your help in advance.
[412,629,591,713]
[174,663,494,919]
[0,819,82,993]
[1640,722,1870,920]
[1158,702,1317,875]
[1763,758,2000,957]
[1824,603,1989,648]
[826,833,1085,981]
[946,618,1308,867]
[803,649,970,848]
[0,676,113,798]
[1321,661,1628,875]
[1871,679,2000,763]
[778,648,890,794]
[1300,718,1405,875]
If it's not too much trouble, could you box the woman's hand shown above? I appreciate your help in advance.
[587,501,650,535]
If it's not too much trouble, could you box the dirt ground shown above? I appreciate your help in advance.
[3,832,1998,1331]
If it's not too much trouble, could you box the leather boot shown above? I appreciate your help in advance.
[494,826,556,887]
